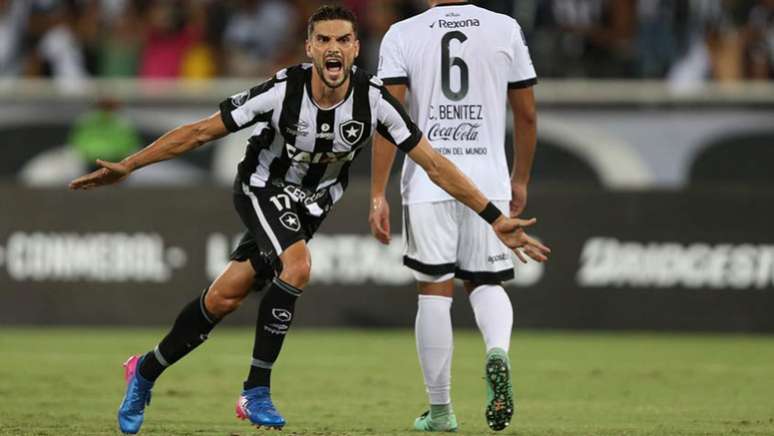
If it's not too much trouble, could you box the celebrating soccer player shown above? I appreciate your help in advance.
[69,5,549,434]
[369,0,540,432]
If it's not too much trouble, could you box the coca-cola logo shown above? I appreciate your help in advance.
[427,123,480,141]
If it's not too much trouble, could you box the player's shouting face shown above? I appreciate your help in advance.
[307,19,360,89]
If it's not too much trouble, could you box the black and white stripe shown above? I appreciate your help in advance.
[220,64,422,211]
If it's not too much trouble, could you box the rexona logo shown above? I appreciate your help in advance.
[435,18,480,29]
[0,232,186,282]
[577,237,774,290]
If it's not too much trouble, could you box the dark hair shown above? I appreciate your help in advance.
[307,5,358,38]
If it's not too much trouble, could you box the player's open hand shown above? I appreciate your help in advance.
[493,216,550,263]
[69,159,132,190]
[510,182,528,217]
[369,196,391,245]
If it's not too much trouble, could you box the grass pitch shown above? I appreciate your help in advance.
[1,328,773,436]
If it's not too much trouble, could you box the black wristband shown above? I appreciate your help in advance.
[479,202,503,224]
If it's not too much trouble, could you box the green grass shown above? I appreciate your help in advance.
[1,328,773,435]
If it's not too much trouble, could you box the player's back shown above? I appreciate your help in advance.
[378,3,536,204]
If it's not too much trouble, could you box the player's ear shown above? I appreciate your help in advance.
[305,39,312,58]
[353,39,360,59]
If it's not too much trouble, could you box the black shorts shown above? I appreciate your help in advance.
[230,182,327,274]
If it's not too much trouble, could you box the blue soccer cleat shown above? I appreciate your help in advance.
[235,386,286,429]
[117,355,154,434]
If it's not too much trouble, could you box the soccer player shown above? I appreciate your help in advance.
[70,5,549,435]
[369,0,539,432]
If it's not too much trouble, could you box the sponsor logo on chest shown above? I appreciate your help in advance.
[432,18,480,29]
[285,143,356,164]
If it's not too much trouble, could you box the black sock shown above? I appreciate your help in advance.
[244,278,301,390]
[138,288,220,382]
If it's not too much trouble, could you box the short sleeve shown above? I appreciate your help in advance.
[375,87,422,153]
[377,26,409,86]
[507,22,537,89]
[219,78,279,132]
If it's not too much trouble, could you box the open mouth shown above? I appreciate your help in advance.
[325,58,343,74]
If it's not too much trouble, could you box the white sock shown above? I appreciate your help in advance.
[469,285,513,352]
[415,295,453,405]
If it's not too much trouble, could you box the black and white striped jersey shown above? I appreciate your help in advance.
[220,63,422,215]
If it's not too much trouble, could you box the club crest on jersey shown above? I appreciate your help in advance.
[339,120,365,146]
[230,90,249,107]
[279,212,301,232]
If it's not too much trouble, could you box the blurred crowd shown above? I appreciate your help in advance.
[0,0,772,82]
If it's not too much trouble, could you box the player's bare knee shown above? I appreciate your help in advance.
[279,261,311,289]
[205,285,246,317]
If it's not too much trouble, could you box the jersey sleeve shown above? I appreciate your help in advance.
[377,26,409,86]
[219,77,279,132]
[375,87,422,153]
[507,22,538,89]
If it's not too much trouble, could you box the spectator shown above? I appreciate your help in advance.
[359,0,402,72]
[95,1,142,77]
[139,0,201,78]
[180,1,224,79]
[745,0,774,78]
[24,0,88,90]
[223,0,297,77]
[0,0,31,76]
[69,98,141,172]
[637,0,679,78]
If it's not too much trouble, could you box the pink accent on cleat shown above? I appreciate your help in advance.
[123,355,141,383]
[235,396,248,420]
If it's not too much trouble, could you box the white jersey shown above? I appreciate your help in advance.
[378,2,536,204]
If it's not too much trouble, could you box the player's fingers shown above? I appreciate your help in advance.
[515,217,537,228]
[375,223,389,244]
[524,245,547,262]
[510,202,523,217]
[526,235,551,254]
[514,248,528,264]
[96,159,125,174]
[380,216,391,243]
[369,215,390,245]
[69,175,97,190]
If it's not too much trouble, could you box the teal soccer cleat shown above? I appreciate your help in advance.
[413,410,458,432]
[117,355,153,434]
[484,348,514,431]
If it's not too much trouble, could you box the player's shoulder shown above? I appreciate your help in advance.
[351,66,385,90]
[272,63,311,82]
[384,8,432,37]
[468,5,521,30]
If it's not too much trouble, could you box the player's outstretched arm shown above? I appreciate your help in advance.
[369,84,408,245]
[407,137,550,263]
[69,112,229,190]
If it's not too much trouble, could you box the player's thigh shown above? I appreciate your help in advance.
[232,184,312,267]
[403,201,459,282]
[417,279,455,297]
[456,200,514,284]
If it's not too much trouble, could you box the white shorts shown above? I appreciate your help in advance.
[402,200,515,283]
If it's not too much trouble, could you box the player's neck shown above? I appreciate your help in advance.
[310,69,350,109]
